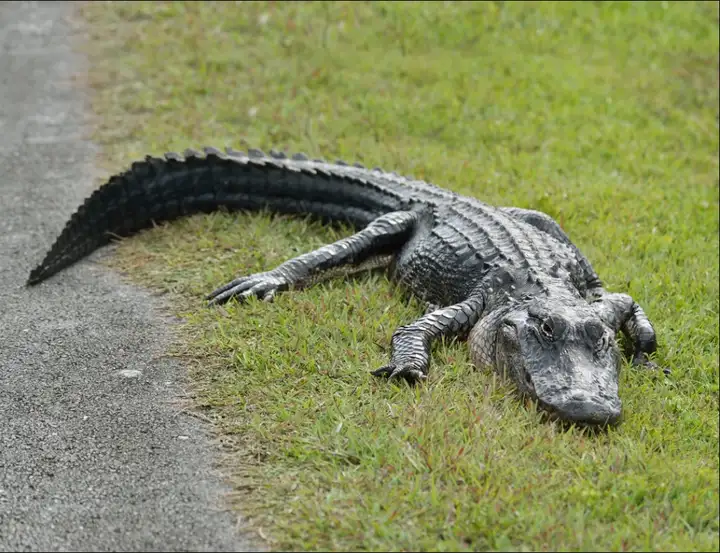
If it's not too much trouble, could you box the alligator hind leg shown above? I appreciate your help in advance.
[372,295,485,383]
[207,210,418,305]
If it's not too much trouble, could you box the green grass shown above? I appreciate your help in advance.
[78,1,718,550]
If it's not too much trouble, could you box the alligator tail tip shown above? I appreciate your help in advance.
[26,268,45,286]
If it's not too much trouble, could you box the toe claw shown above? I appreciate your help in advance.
[632,355,671,377]
[207,275,253,301]
[208,284,248,306]
[393,368,426,384]
[371,365,393,378]
[262,289,277,303]
[207,292,227,307]
[207,282,235,301]
[371,363,427,384]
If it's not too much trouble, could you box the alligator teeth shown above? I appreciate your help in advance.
[248,148,265,158]
[269,149,287,159]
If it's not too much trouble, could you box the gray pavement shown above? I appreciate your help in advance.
[0,2,259,551]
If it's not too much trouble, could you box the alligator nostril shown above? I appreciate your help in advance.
[570,392,588,403]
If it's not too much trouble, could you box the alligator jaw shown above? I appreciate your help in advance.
[536,394,622,428]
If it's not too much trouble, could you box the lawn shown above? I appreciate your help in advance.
[78,1,718,551]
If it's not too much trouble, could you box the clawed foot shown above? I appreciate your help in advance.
[206,271,289,306]
[632,354,671,376]
[371,361,428,384]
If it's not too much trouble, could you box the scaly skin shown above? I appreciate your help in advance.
[28,147,666,426]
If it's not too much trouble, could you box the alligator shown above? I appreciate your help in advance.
[27,147,666,426]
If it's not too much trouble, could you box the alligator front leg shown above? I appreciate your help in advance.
[207,211,418,305]
[591,291,668,375]
[372,296,485,383]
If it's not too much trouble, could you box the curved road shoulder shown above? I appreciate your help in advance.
[0,3,260,550]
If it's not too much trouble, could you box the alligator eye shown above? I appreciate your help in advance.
[540,319,554,338]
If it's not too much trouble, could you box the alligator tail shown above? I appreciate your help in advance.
[27,147,406,286]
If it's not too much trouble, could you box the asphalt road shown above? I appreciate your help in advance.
[0,3,258,551]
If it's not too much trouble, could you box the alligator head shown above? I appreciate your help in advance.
[469,295,622,426]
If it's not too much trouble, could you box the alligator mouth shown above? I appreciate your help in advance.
[536,397,623,429]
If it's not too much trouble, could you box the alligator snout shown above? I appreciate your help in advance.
[543,393,622,426]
